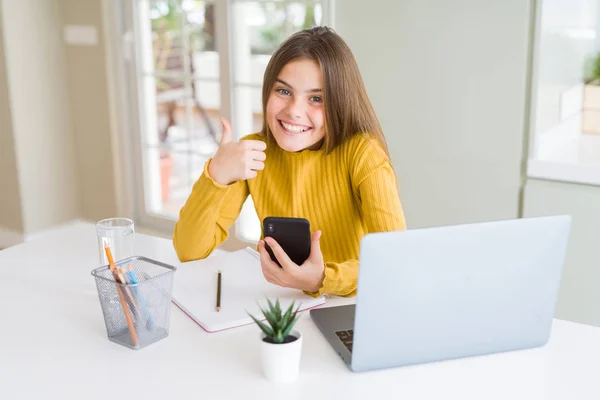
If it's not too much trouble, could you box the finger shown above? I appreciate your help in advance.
[261,261,277,284]
[251,150,266,162]
[258,240,283,282]
[249,161,265,171]
[259,240,284,273]
[264,237,294,269]
[262,264,281,286]
[309,230,323,261]
[258,239,270,265]
[243,139,267,151]
[220,117,233,144]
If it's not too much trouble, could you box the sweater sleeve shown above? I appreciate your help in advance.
[307,136,407,297]
[173,158,249,261]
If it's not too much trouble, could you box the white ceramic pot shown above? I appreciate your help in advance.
[260,330,303,382]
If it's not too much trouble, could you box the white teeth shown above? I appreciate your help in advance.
[281,121,310,133]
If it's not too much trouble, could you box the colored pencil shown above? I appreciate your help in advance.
[105,245,138,346]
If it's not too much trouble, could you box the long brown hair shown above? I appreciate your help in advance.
[261,26,389,157]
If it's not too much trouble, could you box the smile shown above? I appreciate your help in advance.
[279,120,312,134]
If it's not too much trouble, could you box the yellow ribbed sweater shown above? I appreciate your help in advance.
[173,133,406,297]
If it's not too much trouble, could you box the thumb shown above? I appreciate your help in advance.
[309,230,323,260]
[219,117,233,144]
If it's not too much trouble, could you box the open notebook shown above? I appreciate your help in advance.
[172,247,327,332]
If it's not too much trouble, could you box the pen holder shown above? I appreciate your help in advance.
[91,256,176,350]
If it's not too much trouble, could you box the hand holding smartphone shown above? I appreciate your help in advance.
[263,217,311,267]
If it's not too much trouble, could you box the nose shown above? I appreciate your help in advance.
[288,97,305,120]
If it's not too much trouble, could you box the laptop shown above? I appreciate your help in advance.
[310,215,571,372]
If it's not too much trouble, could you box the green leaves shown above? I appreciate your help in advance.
[248,298,301,344]
[593,53,600,83]
[584,52,600,84]
[248,313,274,338]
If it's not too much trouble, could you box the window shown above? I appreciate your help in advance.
[527,0,600,186]
[126,0,332,242]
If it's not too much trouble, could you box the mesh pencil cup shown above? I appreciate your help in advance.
[91,256,176,350]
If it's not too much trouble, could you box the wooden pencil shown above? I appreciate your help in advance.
[216,269,222,312]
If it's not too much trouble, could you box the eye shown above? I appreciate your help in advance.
[310,96,323,103]
[276,88,291,96]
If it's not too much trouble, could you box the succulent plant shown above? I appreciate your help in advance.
[248,298,300,344]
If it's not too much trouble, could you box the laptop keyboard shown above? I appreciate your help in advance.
[335,329,354,353]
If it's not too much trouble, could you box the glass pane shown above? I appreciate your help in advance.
[191,51,220,80]
[162,151,211,217]
[172,92,221,156]
[183,0,216,51]
[143,75,220,218]
[186,0,219,79]
[192,78,221,121]
[234,86,263,137]
[151,76,220,150]
[145,0,185,74]
[143,147,167,214]
[142,0,217,75]
[530,0,600,173]
[231,1,322,56]
[188,98,221,156]
[147,76,191,146]
[143,149,210,217]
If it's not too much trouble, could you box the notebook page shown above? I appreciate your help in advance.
[172,247,326,332]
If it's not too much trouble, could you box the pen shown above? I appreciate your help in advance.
[216,269,222,312]
[116,267,143,325]
[128,265,156,330]
[118,267,137,305]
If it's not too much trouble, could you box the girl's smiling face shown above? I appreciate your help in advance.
[266,58,326,152]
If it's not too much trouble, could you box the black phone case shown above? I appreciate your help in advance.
[263,217,311,267]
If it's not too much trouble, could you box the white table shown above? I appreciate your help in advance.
[1,221,599,399]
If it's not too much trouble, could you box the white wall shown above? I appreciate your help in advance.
[1,0,80,234]
[334,0,600,328]
[62,0,117,222]
[336,0,531,229]
[523,179,600,327]
[0,6,23,236]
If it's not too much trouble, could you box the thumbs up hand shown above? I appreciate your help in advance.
[207,117,267,185]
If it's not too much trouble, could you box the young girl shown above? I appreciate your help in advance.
[174,26,406,297]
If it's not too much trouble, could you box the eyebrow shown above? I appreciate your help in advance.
[276,78,322,93]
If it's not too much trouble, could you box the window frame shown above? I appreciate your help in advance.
[105,0,334,248]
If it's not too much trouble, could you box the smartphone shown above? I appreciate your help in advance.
[263,217,311,267]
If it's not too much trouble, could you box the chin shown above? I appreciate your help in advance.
[272,134,321,152]
[273,136,306,152]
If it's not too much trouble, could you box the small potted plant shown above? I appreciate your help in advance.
[248,299,302,382]
[583,52,600,134]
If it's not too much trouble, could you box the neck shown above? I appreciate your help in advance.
[302,138,324,152]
